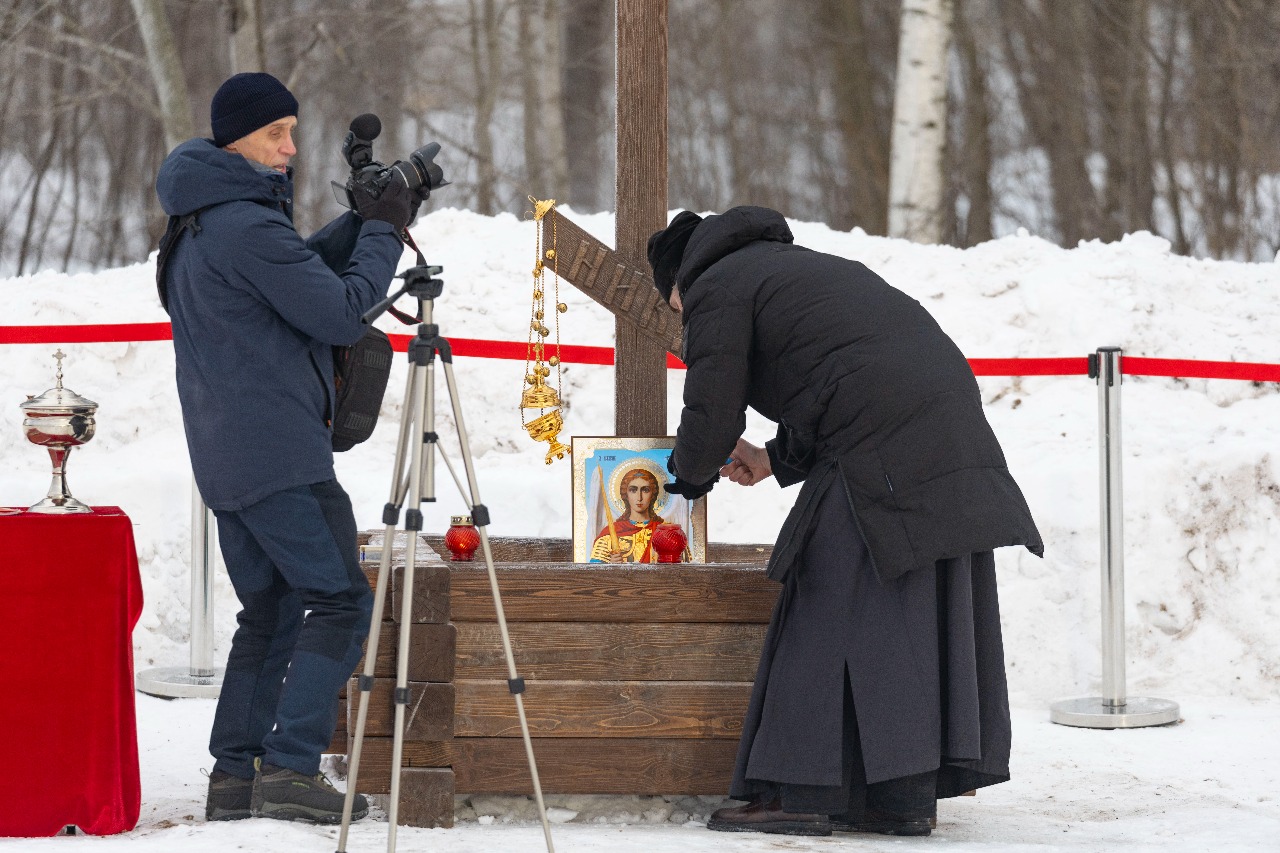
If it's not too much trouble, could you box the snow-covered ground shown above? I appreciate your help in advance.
[2,207,1279,850]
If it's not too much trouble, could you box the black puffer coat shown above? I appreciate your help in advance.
[669,206,1043,583]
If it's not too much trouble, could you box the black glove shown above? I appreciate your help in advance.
[353,176,414,231]
[664,473,719,501]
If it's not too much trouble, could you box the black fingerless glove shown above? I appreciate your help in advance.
[353,177,414,231]
[664,473,718,500]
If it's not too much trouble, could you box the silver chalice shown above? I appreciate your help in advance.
[20,350,98,514]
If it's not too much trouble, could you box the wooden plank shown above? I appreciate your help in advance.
[353,678,455,741]
[424,535,573,563]
[371,622,456,682]
[357,562,450,624]
[424,536,773,564]
[397,768,454,828]
[708,542,774,564]
[455,679,748,739]
[390,564,451,624]
[457,622,764,681]
[354,737,737,795]
[449,563,777,623]
[543,210,682,357]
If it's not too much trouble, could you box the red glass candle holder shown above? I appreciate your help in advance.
[652,523,688,563]
[444,515,480,561]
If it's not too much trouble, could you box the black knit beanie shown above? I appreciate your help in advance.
[211,73,299,148]
[647,211,703,303]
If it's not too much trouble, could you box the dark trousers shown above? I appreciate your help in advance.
[208,479,372,779]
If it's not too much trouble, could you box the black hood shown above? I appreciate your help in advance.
[676,205,793,294]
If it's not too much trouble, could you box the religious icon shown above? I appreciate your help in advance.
[571,436,707,564]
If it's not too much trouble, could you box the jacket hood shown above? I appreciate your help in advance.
[156,138,292,216]
[676,205,793,293]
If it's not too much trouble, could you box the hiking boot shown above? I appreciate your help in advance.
[830,807,934,836]
[205,769,253,821]
[251,761,369,824]
[707,796,831,836]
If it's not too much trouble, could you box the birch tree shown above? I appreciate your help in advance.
[128,0,195,151]
[887,0,953,242]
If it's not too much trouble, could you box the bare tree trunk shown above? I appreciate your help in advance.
[62,105,85,270]
[888,0,953,242]
[1090,0,1155,242]
[998,0,1096,246]
[519,0,543,189]
[518,0,573,199]
[952,0,993,245]
[128,0,195,151]
[1152,1,1190,256]
[468,0,501,214]
[540,0,570,199]
[821,0,892,234]
[227,0,265,73]
[561,0,612,210]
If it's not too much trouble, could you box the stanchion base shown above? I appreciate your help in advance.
[1049,696,1180,728]
[136,666,224,699]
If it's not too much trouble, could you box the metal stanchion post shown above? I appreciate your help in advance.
[136,482,224,698]
[1050,347,1179,728]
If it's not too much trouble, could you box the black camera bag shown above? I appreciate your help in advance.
[330,327,393,451]
[155,205,398,452]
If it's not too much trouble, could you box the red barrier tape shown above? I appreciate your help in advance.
[387,333,688,368]
[1,324,1277,381]
[968,357,1088,376]
[0,322,174,343]
[1122,356,1280,382]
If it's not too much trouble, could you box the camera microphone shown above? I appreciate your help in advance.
[343,113,381,170]
[350,113,381,142]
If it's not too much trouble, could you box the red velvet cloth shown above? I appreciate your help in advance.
[0,507,143,836]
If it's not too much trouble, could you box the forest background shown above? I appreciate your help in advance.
[3,0,1280,278]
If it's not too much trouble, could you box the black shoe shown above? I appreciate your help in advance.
[707,797,831,837]
[205,770,253,821]
[830,808,933,836]
[251,762,369,824]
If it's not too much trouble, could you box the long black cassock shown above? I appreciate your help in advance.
[662,205,1043,813]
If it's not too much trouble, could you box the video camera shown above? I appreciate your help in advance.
[332,113,449,210]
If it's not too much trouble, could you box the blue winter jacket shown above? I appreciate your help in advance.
[156,138,403,511]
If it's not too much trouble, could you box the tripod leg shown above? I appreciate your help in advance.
[338,365,417,852]
[439,359,556,853]
[386,358,432,853]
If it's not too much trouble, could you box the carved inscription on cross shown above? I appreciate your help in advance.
[547,209,683,359]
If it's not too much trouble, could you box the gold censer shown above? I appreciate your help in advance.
[521,198,571,464]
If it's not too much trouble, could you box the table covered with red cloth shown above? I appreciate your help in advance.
[0,507,143,836]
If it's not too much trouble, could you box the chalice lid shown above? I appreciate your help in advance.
[21,350,98,414]
[23,385,98,414]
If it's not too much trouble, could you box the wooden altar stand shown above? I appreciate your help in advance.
[328,532,776,827]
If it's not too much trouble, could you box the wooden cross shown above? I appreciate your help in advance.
[543,210,681,359]
[612,0,670,437]
[535,1,671,436]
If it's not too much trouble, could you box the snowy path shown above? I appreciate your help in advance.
[9,694,1275,852]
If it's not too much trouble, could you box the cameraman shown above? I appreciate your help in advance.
[155,72,414,825]
[650,207,1042,837]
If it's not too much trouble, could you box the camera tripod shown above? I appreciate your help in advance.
[337,263,554,853]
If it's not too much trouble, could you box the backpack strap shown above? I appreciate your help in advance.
[156,205,214,314]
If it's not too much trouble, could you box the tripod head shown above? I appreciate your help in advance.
[362,263,444,325]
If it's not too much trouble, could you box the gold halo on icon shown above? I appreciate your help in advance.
[606,456,671,518]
